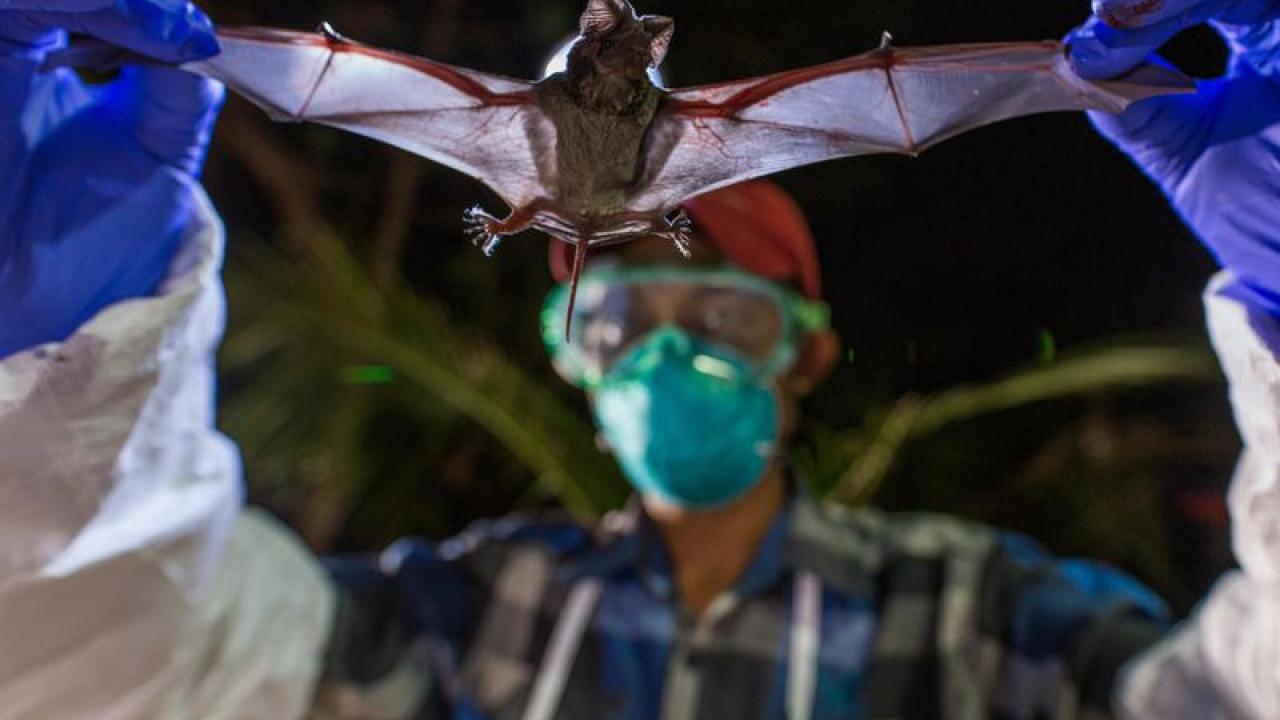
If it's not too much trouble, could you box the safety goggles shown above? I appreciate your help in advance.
[542,266,830,389]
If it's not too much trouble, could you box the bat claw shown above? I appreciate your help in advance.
[664,209,693,259]
[317,22,353,45]
[463,205,503,256]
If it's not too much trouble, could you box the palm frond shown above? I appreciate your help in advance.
[822,345,1217,505]
[221,228,627,529]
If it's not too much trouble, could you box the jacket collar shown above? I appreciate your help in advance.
[561,481,883,601]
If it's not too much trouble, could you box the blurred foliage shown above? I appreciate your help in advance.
[792,345,1224,605]
[203,0,1240,611]
[807,345,1216,505]
[221,228,627,547]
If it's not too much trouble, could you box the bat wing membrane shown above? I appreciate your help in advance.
[628,41,1190,214]
[184,27,555,208]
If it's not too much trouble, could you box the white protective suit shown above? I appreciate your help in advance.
[0,189,1275,719]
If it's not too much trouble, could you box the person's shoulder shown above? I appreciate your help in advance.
[879,509,1003,559]
[377,508,596,582]
[790,499,1006,597]
[796,499,1001,563]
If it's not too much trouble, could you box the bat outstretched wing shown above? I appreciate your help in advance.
[183,26,555,209]
[627,40,1192,214]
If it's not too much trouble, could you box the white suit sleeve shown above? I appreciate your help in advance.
[0,186,335,719]
[1116,273,1280,719]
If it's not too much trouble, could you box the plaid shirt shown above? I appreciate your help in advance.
[314,494,1169,719]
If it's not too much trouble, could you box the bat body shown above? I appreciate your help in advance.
[169,0,1192,321]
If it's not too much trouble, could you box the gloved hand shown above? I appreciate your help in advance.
[0,0,223,358]
[1067,0,1280,315]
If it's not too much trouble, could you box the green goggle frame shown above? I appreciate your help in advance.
[541,265,831,389]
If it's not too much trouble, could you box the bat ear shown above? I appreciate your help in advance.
[643,16,674,66]
[580,0,633,36]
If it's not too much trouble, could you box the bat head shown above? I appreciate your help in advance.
[573,0,674,81]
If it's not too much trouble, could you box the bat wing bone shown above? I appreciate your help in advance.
[579,210,692,258]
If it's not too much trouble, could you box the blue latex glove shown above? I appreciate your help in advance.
[0,0,223,358]
[1067,0,1280,315]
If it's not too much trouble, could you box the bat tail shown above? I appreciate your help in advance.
[564,237,590,337]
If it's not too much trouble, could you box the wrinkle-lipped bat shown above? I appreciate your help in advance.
[62,0,1192,325]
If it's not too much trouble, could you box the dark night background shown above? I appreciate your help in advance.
[195,0,1239,614]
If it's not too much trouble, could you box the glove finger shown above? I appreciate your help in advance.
[15,1,217,63]
[0,1,115,9]
[1111,0,1280,26]
[1214,14,1280,75]
[1093,0,1215,28]
[1068,6,1222,78]
[1067,17,1150,78]
[104,65,224,175]
[0,10,64,49]
[1094,0,1280,74]
[1086,77,1224,189]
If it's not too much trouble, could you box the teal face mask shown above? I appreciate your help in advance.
[591,326,781,509]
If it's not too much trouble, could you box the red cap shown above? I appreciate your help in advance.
[548,180,823,299]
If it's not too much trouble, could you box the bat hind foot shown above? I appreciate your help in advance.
[463,205,504,257]
[659,210,693,259]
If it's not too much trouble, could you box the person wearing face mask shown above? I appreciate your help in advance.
[3,0,1280,718]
